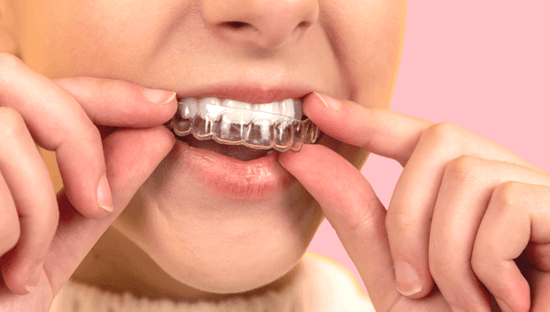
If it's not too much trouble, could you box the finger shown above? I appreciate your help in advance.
[0,108,58,295]
[304,92,432,165]
[306,93,543,300]
[0,54,177,222]
[0,172,19,256]
[472,182,550,312]
[54,77,177,128]
[382,125,538,299]
[279,145,400,310]
[307,93,538,170]
[430,157,550,311]
[45,126,175,296]
[0,54,113,218]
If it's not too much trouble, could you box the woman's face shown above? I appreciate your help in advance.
[9,0,405,294]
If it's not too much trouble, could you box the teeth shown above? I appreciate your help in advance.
[279,99,295,120]
[173,97,197,136]
[168,96,319,152]
[198,98,223,119]
[221,100,253,124]
[293,99,302,120]
[253,102,280,116]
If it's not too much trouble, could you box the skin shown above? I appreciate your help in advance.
[0,0,548,311]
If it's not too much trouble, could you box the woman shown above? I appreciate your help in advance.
[0,0,548,311]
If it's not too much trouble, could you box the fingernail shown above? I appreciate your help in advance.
[142,88,176,105]
[25,262,43,294]
[495,298,514,312]
[313,92,340,111]
[394,261,422,296]
[97,174,114,212]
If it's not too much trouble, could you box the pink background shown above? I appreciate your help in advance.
[307,0,550,295]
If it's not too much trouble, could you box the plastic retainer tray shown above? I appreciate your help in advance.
[166,105,320,153]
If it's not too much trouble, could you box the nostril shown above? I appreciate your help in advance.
[223,21,250,30]
[297,21,311,29]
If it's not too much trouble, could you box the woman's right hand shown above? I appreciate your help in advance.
[0,53,177,311]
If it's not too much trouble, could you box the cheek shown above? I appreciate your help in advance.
[319,0,406,167]
[113,165,324,293]
[17,0,190,78]
[320,0,406,107]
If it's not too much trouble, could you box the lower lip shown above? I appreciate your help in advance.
[172,138,296,200]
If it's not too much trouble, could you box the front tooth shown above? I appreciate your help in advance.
[222,100,253,124]
[253,102,279,116]
[194,97,302,124]
[279,99,295,119]
[198,97,223,119]
[222,99,252,111]
[178,97,198,118]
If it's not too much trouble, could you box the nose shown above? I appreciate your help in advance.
[201,0,319,49]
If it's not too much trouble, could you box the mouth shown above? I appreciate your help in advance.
[164,86,324,200]
[166,94,320,161]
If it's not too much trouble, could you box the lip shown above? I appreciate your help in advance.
[172,138,295,200]
[170,84,316,200]
[176,85,312,104]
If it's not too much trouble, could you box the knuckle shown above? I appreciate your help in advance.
[415,122,464,160]
[386,208,417,235]
[82,124,103,149]
[0,107,26,139]
[491,181,524,212]
[444,155,483,180]
[67,105,102,145]
[78,113,102,141]
[346,197,384,239]
[423,122,462,145]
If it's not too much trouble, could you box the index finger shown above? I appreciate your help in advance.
[279,145,450,310]
[304,92,432,165]
[54,77,177,128]
[0,55,176,219]
[0,54,111,218]
[279,144,399,310]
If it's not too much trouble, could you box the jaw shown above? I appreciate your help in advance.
[113,164,325,295]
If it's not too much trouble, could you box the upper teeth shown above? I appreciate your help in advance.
[170,96,319,152]
[179,97,302,124]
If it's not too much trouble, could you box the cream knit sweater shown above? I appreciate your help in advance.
[54,253,375,312]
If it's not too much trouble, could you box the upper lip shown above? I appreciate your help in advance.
[176,84,313,104]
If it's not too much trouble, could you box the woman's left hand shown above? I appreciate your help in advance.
[279,93,550,312]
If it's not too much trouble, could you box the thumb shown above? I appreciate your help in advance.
[279,144,400,310]
[46,126,175,295]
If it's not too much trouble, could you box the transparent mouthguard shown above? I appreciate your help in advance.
[166,98,320,152]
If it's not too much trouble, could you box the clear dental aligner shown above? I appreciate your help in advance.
[166,97,320,152]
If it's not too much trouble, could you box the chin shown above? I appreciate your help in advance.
[152,220,310,294]
[118,165,324,294]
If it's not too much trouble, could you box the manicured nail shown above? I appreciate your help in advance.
[394,261,422,296]
[97,174,114,212]
[142,88,176,105]
[25,262,43,294]
[313,92,340,111]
